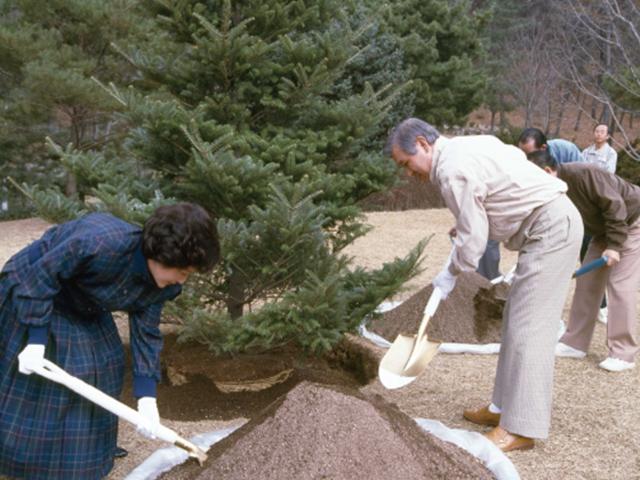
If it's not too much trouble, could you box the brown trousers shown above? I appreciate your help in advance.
[561,219,640,362]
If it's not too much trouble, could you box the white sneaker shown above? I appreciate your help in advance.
[555,342,586,358]
[599,357,635,372]
[557,321,567,340]
[597,307,608,324]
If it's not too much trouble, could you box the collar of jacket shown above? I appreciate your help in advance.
[132,238,156,286]
[429,136,450,184]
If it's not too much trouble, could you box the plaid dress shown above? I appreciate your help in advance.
[0,213,181,479]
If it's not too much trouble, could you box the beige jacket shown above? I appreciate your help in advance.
[430,135,568,274]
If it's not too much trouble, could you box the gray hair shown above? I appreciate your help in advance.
[384,118,440,155]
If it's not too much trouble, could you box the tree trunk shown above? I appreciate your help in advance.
[599,103,609,124]
[555,91,569,137]
[609,107,618,137]
[543,98,551,135]
[490,109,496,132]
[226,268,246,319]
[65,172,78,198]
[574,103,583,131]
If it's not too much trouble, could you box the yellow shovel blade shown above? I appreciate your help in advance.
[378,333,440,389]
[403,336,440,377]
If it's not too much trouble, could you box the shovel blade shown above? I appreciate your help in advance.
[403,337,440,377]
[378,365,416,390]
[379,334,417,389]
[378,333,440,389]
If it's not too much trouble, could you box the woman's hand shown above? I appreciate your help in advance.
[18,344,45,375]
[136,397,161,439]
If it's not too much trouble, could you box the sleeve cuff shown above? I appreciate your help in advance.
[28,326,49,345]
[133,375,157,398]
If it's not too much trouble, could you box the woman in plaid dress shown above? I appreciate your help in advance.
[0,203,219,479]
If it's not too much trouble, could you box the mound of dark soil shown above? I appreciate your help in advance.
[165,382,494,480]
[369,272,508,344]
[360,175,445,211]
[120,335,376,421]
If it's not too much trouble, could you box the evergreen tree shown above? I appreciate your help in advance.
[376,0,489,125]
[0,0,142,211]
[42,0,425,354]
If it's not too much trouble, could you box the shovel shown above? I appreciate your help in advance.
[378,286,444,389]
[33,359,208,465]
[378,246,455,390]
[490,265,517,285]
[573,255,608,278]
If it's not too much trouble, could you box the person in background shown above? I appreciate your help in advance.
[386,118,582,452]
[582,123,618,173]
[528,151,640,372]
[517,127,582,164]
[0,203,220,480]
[581,123,618,323]
[517,127,584,338]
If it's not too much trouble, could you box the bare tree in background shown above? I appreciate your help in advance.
[553,0,640,160]
[483,0,576,137]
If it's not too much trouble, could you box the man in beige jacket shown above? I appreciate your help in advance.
[385,118,583,452]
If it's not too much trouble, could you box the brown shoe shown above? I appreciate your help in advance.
[484,426,534,452]
[463,405,500,427]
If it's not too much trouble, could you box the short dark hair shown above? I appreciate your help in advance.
[518,127,547,149]
[594,123,609,133]
[385,117,440,155]
[142,202,220,272]
[527,149,558,171]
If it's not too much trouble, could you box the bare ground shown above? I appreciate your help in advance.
[2,215,639,480]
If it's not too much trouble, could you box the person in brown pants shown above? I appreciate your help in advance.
[528,150,640,372]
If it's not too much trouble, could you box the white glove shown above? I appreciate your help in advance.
[18,344,45,375]
[432,268,457,299]
[136,397,161,440]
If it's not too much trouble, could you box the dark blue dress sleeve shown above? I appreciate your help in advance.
[129,302,164,398]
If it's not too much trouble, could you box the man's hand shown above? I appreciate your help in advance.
[18,344,45,375]
[136,397,161,440]
[433,268,457,299]
[602,249,620,267]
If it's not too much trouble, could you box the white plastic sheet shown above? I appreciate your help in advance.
[125,426,240,480]
[360,322,502,355]
[415,418,520,480]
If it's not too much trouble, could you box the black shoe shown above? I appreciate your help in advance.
[114,446,128,458]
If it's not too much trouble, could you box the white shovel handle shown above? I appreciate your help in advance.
[34,360,208,463]
[34,359,179,444]
[415,245,454,343]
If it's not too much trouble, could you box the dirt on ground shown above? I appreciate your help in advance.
[164,381,494,480]
[128,334,374,422]
[2,215,640,480]
[369,271,505,344]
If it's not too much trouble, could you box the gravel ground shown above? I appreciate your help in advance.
[2,214,639,480]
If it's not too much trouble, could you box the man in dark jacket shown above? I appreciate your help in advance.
[0,203,219,479]
[528,151,640,372]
